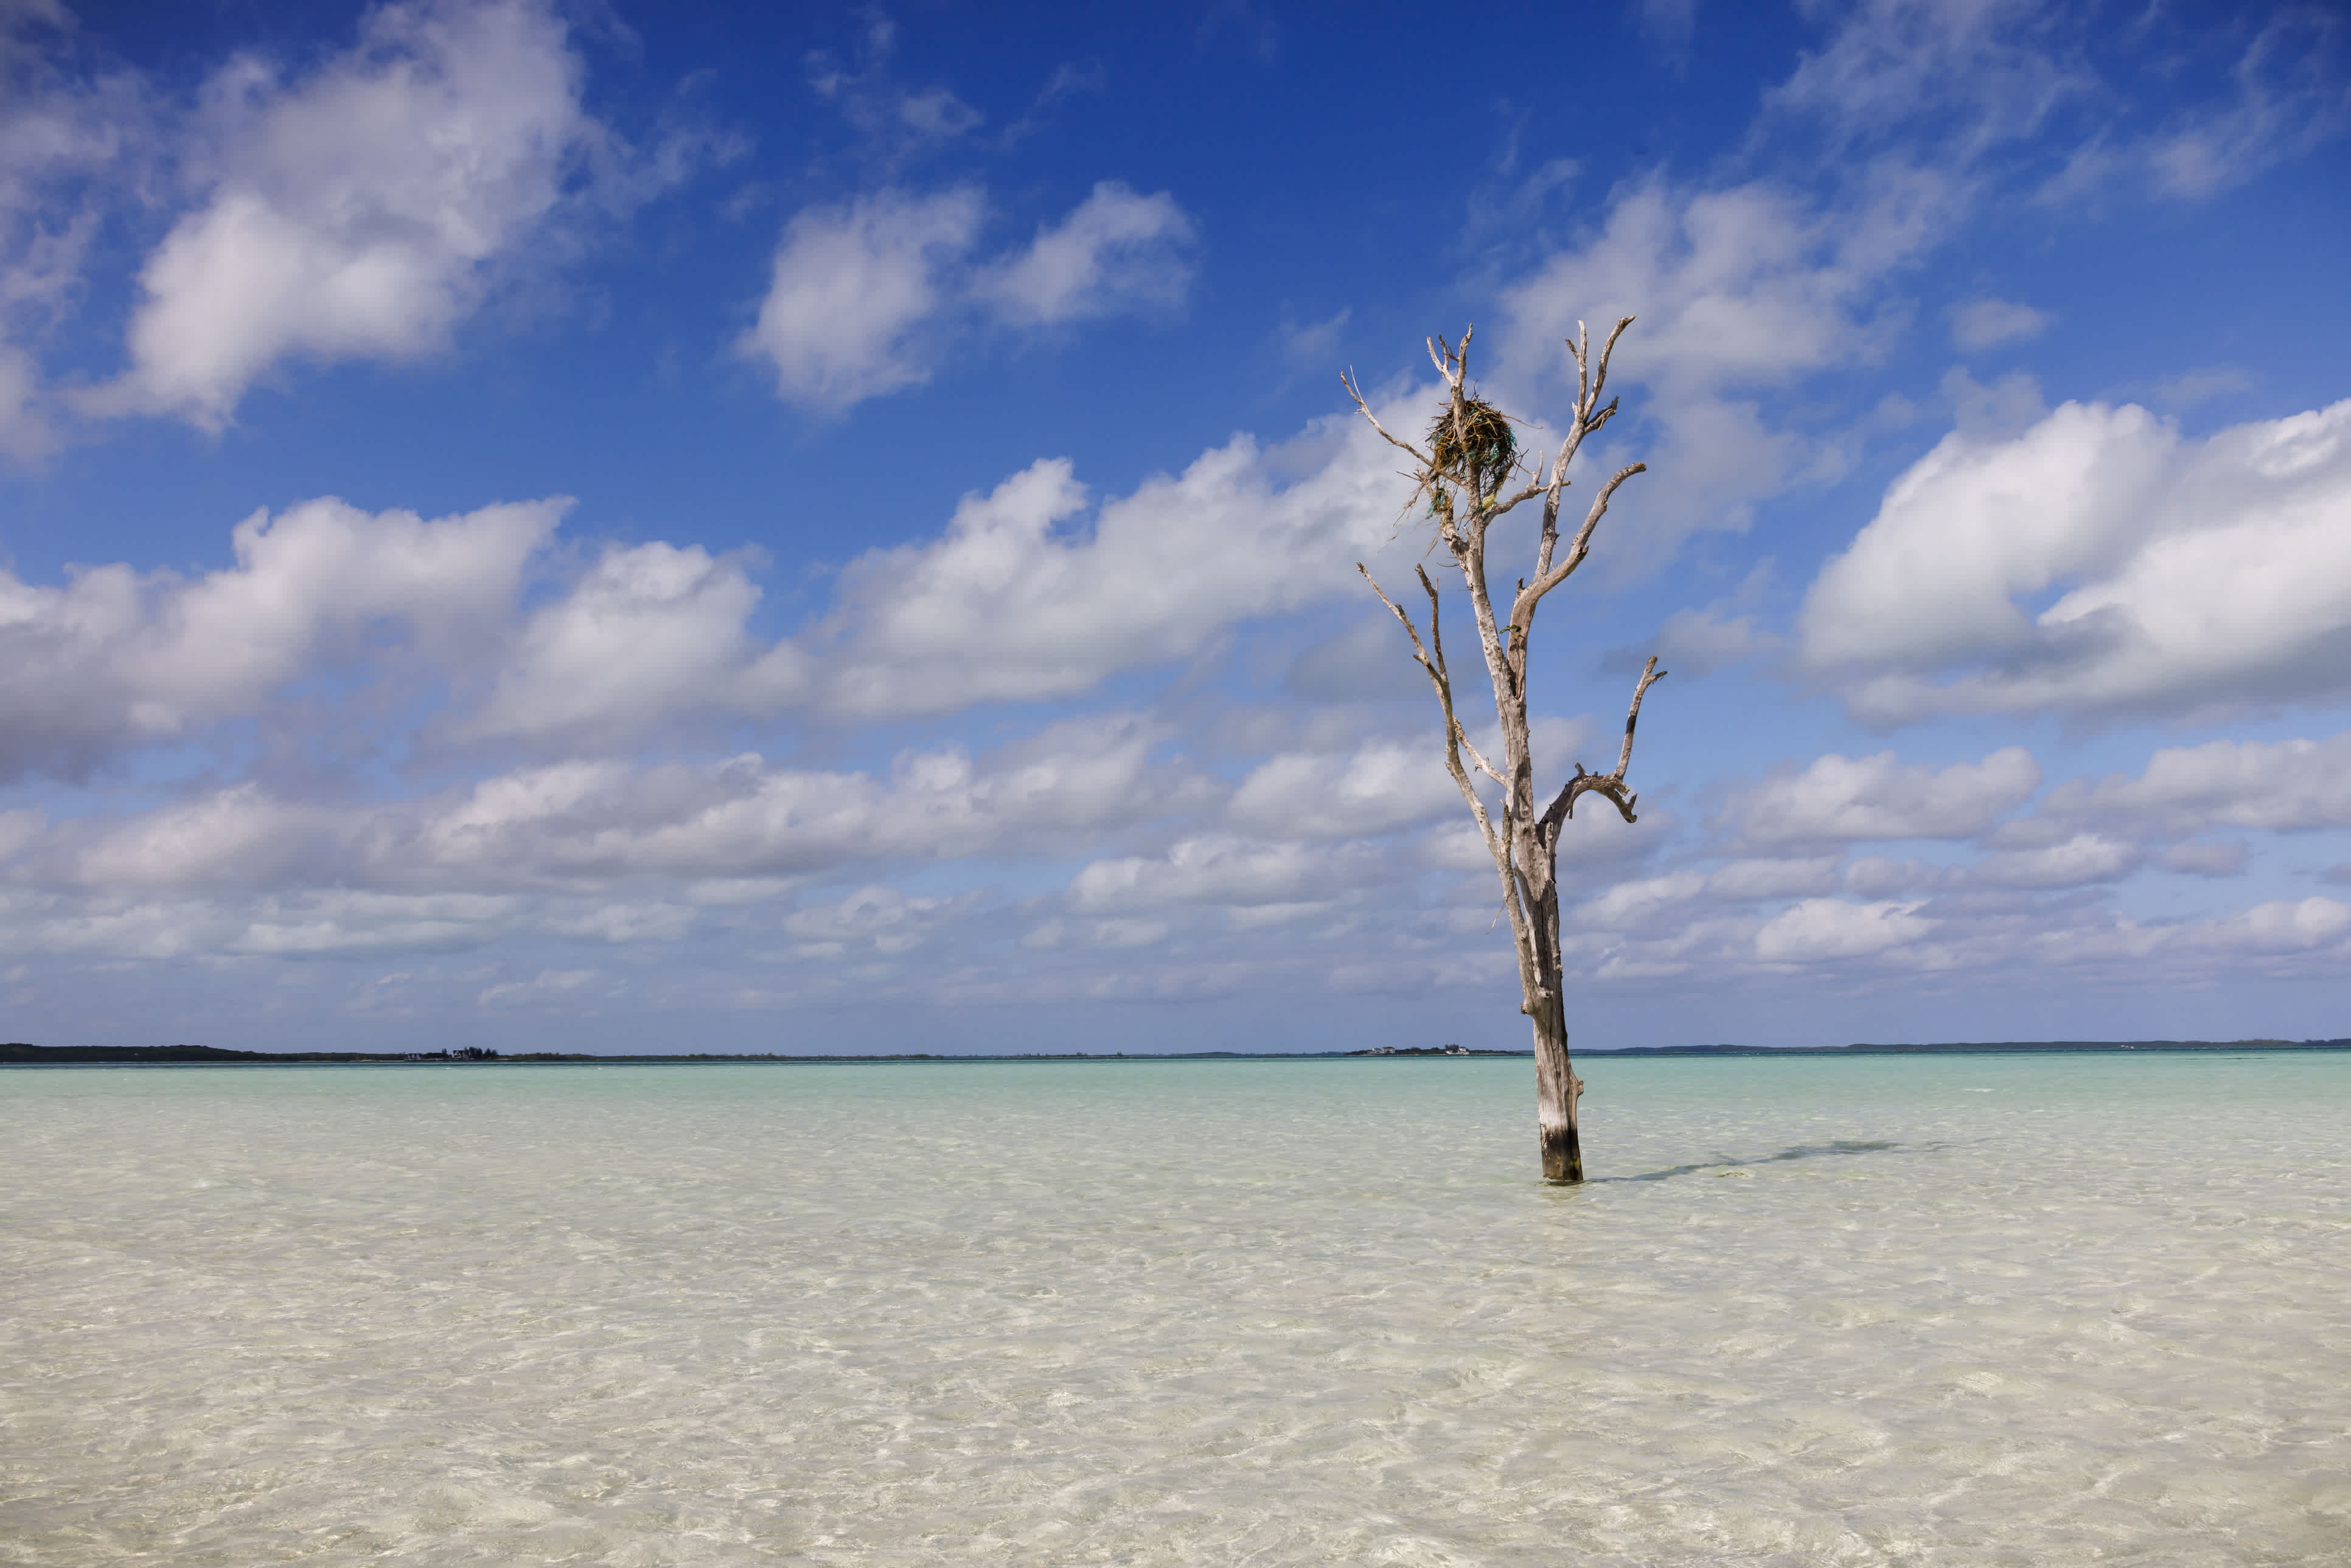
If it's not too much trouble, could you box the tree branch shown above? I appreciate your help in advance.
[1515,461,1645,623]
[1538,657,1667,835]
[1340,371,1430,469]
[1360,563,1505,854]
[1421,565,1506,787]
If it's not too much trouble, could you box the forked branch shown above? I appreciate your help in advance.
[1538,656,1668,836]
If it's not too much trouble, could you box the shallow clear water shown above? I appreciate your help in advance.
[2,1053,2347,1566]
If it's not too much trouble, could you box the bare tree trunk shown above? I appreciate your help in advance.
[1531,997,1583,1184]
[1348,320,1665,1183]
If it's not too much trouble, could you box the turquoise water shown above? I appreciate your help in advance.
[2,1053,2347,1565]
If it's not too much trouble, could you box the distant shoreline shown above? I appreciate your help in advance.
[4,1039,2346,1067]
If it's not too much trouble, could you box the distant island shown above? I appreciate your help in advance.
[2,1039,2346,1065]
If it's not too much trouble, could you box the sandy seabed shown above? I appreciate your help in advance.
[3,1052,2347,1565]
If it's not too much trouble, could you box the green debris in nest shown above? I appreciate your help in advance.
[1425,396,1516,514]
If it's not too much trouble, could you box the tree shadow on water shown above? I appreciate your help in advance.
[1597,1138,1919,1184]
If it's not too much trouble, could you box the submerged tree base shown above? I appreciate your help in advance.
[1534,1019,1584,1183]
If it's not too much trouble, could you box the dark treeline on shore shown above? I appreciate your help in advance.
[4,1039,2347,1066]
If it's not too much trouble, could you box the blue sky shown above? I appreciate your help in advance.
[2,0,2347,1053]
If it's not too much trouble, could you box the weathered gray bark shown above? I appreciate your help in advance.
[1350,321,1665,1184]
[1531,995,1581,1184]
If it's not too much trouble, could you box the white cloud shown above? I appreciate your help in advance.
[1506,181,1874,400]
[1499,173,1947,556]
[2199,896,2351,954]
[2,713,1214,962]
[1754,897,1933,963]
[737,185,984,408]
[406,714,1208,887]
[464,541,806,743]
[0,495,558,779]
[742,180,1196,412]
[2043,733,2351,835]
[799,406,1413,718]
[1973,832,2141,890]
[2076,895,2351,968]
[82,0,596,429]
[1729,747,2041,848]
[783,885,960,957]
[980,181,1196,327]
[1225,737,1457,840]
[1575,870,1709,931]
[1070,835,1384,913]
[1950,297,2050,350]
[0,388,1424,764]
[1801,398,2351,722]
[64,784,341,891]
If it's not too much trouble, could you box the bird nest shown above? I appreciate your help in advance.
[1425,396,1516,511]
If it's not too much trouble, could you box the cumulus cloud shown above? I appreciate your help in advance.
[782,885,965,959]
[979,181,1196,327]
[0,387,1419,765]
[0,495,559,779]
[463,541,807,744]
[1499,173,1946,556]
[1070,835,1385,913]
[1728,747,2041,848]
[1802,397,2351,722]
[1754,897,1933,963]
[737,186,984,407]
[82,0,597,429]
[1225,737,1457,840]
[1574,870,1710,932]
[405,713,1209,888]
[1489,0,2340,584]
[0,739,1234,965]
[2044,896,2351,976]
[1973,832,2141,890]
[2041,733,2351,835]
[2199,895,2351,954]
[0,713,1214,961]
[742,179,1196,412]
[799,406,1412,717]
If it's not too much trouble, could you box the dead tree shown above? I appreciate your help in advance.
[1347,319,1664,1184]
